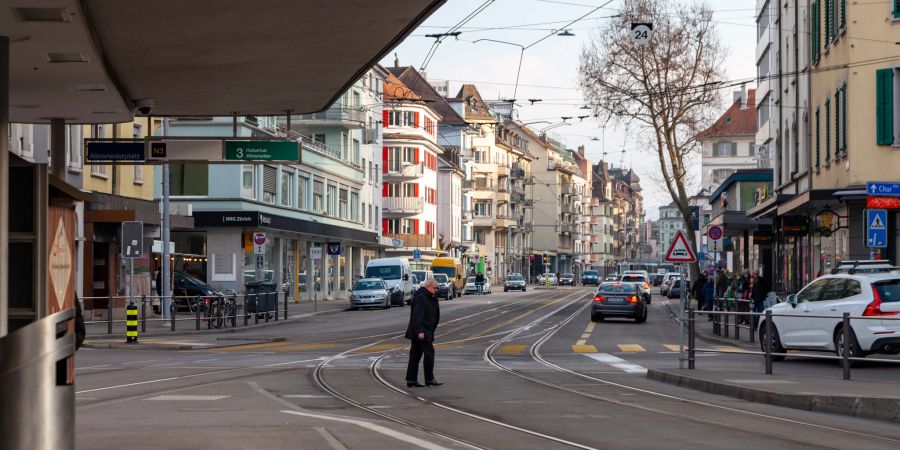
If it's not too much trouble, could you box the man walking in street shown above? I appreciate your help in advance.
[405,278,442,388]
[750,269,769,331]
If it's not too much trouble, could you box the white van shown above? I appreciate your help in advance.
[365,258,413,306]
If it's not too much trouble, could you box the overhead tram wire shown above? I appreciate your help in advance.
[420,0,496,71]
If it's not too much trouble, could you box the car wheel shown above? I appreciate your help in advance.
[152,305,160,314]
[834,326,866,363]
[349,307,358,311]
[635,307,647,323]
[523,288,527,292]
[504,288,508,292]
[383,299,390,310]
[759,322,786,361]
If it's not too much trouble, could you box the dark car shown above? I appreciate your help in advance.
[434,274,455,299]
[591,282,647,323]
[651,274,665,286]
[504,274,527,292]
[581,270,600,286]
[152,271,222,314]
[559,273,576,286]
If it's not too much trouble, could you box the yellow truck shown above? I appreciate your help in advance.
[430,257,464,298]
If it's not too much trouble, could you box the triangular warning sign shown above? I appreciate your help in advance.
[870,214,886,230]
[664,230,697,263]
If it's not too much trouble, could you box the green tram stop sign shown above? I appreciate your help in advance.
[224,140,299,161]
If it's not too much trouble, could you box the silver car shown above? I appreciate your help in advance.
[349,278,391,310]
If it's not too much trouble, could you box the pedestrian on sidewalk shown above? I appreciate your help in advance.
[750,269,769,331]
[703,277,715,318]
[405,278,442,388]
[693,273,707,311]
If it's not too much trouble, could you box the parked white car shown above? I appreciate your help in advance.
[761,261,900,360]
[660,273,681,296]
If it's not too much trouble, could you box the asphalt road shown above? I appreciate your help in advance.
[74,288,900,449]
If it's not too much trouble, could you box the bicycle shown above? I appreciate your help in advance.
[206,296,237,329]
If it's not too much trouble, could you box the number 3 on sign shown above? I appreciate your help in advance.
[631,23,653,46]
[235,147,243,159]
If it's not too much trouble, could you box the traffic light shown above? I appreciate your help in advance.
[543,255,550,264]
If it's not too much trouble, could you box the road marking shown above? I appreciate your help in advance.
[213,340,300,352]
[193,358,220,363]
[121,359,156,365]
[580,334,591,339]
[583,353,648,374]
[76,364,111,370]
[571,344,599,353]
[145,394,230,401]
[617,344,646,352]
[714,345,746,352]
[356,344,405,353]
[585,321,596,333]
[270,343,336,352]
[283,394,332,399]
[315,427,350,450]
[497,344,527,355]
[662,344,682,352]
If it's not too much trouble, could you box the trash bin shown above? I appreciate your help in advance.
[245,282,278,315]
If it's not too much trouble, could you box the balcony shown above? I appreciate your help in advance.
[510,191,526,204]
[558,223,574,234]
[496,165,510,177]
[510,164,526,179]
[472,162,495,173]
[296,105,366,128]
[560,204,574,214]
[384,162,424,180]
[462,179,475,191]
[496,190,510,204]
[473,216,494,228]
[591,233,601,242]
[510,184,525,196]
[384,233,434,249]
[382,197,424,216]
[495,214,516,229]
[560,183,572,195]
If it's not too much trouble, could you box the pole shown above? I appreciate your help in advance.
[161,117,172,327]
[679,263,686,369]
[0,36,8,337]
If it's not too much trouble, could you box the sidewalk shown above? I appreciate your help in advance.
[657,300,900,423]
[647,368,900,423]
[83,299,349,350]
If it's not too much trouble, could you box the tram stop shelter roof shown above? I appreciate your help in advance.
[2,0,445,124]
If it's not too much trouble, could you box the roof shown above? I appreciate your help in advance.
[709,168,773,204]
[450,84,495,122]
[697,89,758,139]
[386,66,466,126]
[383,73,423,103]
[4,0,446,123]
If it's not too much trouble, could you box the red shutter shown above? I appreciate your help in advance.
[414,148,420,164]
[414,112,420,129]
[382,146,388,173]
[413,220,420,234]
[414,183,419,197]
[382,219,389,233]
[383,110,389,128]
[382,183,389,197]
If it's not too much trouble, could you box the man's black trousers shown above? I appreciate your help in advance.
[406,339,435,382]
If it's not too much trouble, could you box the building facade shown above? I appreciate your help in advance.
[699,88,760,192]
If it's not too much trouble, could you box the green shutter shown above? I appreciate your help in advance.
[825,0,831,44]
[815,107,821,170]
[827,98,832,162]
[841,83,847,155]
[876,69,895,146]
[895,0,900,19]
[835,88,841,157]
[840,0,846,29]
[814,2,821,61]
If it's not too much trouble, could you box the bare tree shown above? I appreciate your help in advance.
[578,0,725,279]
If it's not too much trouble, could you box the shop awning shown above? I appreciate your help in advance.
[776,189,842,216]
[707,211,772,234]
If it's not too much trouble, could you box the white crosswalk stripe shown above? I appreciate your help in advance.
[582,353,648,374]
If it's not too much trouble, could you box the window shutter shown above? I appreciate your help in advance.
[263,165,277,194]
[840,0,846,29]
[825,97,831,163]
[834,88,841,157]
[413,220,419,234]
[414,148,420,164]
[414,183,419,197]
[382,146,389,172]
[383,110,389,128]
[382,219,389,233]
[841,83,847,154]
[876,69,894,145]
[825,0,831,43]
[382,183,389,197]
[815,107,821,170]
[414,112,420,129]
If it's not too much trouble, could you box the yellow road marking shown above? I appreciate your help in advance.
[714,345,746,352]
[571,344,598,353]
[663,344,682,352]
[580,334,591,339]
[497,344,527,355]
[473,290,582,339]
[213,341,299,352]
[575,339,587,346]
[356,343,405,353]
[617,344,646,352]
[269,343,336,352]
[585,321,596,333]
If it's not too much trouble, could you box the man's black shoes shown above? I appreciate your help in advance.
[407,381,425,388]
[425,379,443,386]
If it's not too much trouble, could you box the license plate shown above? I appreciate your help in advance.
[606,297,625,304]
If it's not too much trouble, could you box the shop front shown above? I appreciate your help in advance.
[193,210,380,302]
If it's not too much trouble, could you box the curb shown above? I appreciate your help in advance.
[662,301,757,350]
[646,369,900,423]
[82,336,287,351]
[84,306,348,340]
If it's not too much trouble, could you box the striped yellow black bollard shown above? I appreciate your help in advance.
[126,303,139,343]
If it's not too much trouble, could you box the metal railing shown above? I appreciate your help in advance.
[384,161,424,178]
[82,292,291,334]
[382,196,424,215]
[683,306,900,380]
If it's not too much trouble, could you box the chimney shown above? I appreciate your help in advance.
[577,145,585,157]
[733,84,748,110]
[394,53,399,68]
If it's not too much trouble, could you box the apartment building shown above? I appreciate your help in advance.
[608,166,644,261]
[656,202,684,259]
[572,146,593,275]
[699,88,760,192]
[590,161,616,275]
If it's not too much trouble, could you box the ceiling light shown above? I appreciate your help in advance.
[557,29,575,37]
[12,7,69,23]
[44,52,88,63]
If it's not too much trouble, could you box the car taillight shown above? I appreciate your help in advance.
[863,286,899,316]
[593,295,605,302]
[628,296,639,303]
[644,283,650,289]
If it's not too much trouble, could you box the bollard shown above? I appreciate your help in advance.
[126,303,139,343]
[764,310,773,375]
[141,296,147,333]
[243,294,248,326]
[196,297,202,330]
[688,308,695,369]
[170,300,176,331]
[734,312,740,341]
[230,297,237,328]
[842,313,851,380]
[254,294,260,325]
[265,292,271,323]
[283,291,288,320]
[273,292,278,322]
[723,312,730,338]
[107,295,113,334]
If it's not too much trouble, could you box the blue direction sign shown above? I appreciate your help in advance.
[86,141,145,162]
[867,182,900,197]
[412,249,421,260]
[866,209,888,248]
[327,242,341,256]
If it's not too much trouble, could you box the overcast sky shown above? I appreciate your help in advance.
[382,0,758,220]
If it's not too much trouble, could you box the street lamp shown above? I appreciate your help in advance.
[471,39,526,98]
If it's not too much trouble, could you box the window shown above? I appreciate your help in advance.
[339,188,348,219]
[90,164,108,178]
[281,169,293,207]
[895,0,900,19]
[298,174,309,209]
[313,133,326,144]
[756,1,770,41]
[474,230,484,245]
[65,125,82,170]
[713,141,737,157]
[843,279,862,297]
[242,165,255,199]
[374,206,379,229]
[369,204,373,227]
[340,132,349,160]
[798,278,829,302]
[313,179,324,213]
[263,165,277,203]
[132,123,143,184]
[351,191,359,222]
[875,68,894,146]
[388,110,416,127]
[402,183,417,197]
[820,278,848,302]
[474,201,491,217]
[327,184,337,216]
[756,47,770,83]
[757,93,770,126]
[362,158,367,180]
